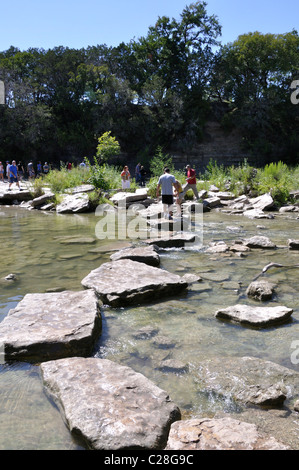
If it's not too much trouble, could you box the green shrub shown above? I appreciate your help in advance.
[150,146,175,177]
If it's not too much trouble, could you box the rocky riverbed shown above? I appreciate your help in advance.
[0,181,299,450]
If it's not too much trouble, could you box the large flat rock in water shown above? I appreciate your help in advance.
[215,304,293,328]
[0,290,101,362]
[40,357,181,450]
[81,259,188,307]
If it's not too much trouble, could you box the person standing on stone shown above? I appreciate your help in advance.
[8,160,21,191]
[140,166,146,187]
[121,166,131,189]
[135,162,141,184]
[27,161,35,179]
[156,167,179,220]
[181,164,199,200]
[6,161,10,182]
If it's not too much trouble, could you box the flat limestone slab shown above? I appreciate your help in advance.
[40,357,181,450]
[81,259,188,307]
[0,290,102,362]
[215,304,293,328]
[110,245,160,267]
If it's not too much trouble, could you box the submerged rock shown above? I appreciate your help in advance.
[165,417,290,450]
[0,290,101,362]
[195,356,299,409]
[215,304,293,328]
[40,357,181,450]
[81,259,188,307]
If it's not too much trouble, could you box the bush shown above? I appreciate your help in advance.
[43,163,89,193]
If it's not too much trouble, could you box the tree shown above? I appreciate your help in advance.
[210,31,299,162]
[96,131,121,164]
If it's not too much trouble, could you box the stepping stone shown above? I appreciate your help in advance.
[0,290,101,362]
[215,304,293,328]
[81,259,188,307]
[110,245,160,267]
[40,357,181,450]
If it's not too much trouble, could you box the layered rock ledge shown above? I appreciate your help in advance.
[40,357,181,450]
[0,290,102,362]
[81,259,188,307]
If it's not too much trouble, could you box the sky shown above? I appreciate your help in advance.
[0,0,298,52]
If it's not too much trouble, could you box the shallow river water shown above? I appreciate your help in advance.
[0,205,298,450]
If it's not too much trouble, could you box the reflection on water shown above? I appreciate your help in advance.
[0,206,299,449]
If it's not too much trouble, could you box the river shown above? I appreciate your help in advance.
[0,205,298,449]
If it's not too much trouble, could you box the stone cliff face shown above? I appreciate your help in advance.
[171,121,255,171]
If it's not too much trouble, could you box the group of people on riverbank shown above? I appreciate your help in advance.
[0,160,50,187]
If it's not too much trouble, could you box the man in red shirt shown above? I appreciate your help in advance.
[181,164,199,200]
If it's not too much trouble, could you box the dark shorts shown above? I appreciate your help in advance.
[162,194,174,205]
[10,176,18,183]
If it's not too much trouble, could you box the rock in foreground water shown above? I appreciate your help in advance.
[0,290,101,362]
[215,304,293,327]
[165,417,290,450]
[40,357,181,450]
[81,259,188,307]
[195,356,298,408]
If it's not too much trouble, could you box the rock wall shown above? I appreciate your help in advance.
[171,121,257,171]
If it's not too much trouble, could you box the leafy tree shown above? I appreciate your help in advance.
[96,131,121,164]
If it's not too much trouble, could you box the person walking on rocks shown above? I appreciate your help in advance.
[181,164,199,200]
[8,160,21,191]
[174,179,184,216]
[156,167,179,220]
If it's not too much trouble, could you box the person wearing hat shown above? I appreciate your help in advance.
[181,164,199,200]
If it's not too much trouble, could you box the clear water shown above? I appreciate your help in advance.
[0,205,298,449]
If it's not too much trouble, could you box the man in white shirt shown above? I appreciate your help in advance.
[156,167,179,220]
